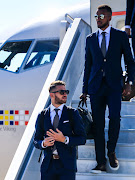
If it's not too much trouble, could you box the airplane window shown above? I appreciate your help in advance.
[0,41,32,72]
[24,40,59,69]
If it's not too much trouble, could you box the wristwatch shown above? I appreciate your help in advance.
[64,136,68,144]
[129,81,133,85]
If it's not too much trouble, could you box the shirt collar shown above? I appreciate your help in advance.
[50,103,64,112]
[98,26,111,35]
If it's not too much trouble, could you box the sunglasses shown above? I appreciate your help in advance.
[52,90,69,95]
[94,14,105,20]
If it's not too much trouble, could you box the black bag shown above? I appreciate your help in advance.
[77,100,94,139]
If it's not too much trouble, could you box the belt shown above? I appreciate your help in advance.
[52,154,60,159]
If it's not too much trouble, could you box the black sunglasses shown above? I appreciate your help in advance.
[94,14,105,20]
[52,90,69,95]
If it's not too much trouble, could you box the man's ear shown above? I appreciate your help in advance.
[109,15,112,21]
[50,92,54,98]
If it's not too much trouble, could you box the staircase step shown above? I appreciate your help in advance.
[72,100,135,179]
[77,159,135,174]
[105,116,135,129]
[86,129,135,143]
[121,101,135,116]
[71,100,135,116]
[72,100,135,129]
[78,142,135,159]
[106,129,135,143]
[76,173,135,180]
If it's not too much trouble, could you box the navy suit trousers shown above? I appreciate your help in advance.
[90,78,122,165]
[131,24,135,57]
[41,158,75,180]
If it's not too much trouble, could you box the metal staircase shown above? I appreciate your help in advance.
[72,100,135,180]
[4,18,91,180]
[4,13,135,180]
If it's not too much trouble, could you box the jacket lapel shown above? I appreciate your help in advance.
[58,105,67,128]
[94,31,104,57]
[44,107,53,130]
[95,30,101,49]
[106,27,115,57]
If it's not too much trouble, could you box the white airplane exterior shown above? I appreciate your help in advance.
[0,0,129,179]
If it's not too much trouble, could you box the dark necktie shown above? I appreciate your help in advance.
[52,109,59,153]
[53,109,59,130]
[101,32,106,57]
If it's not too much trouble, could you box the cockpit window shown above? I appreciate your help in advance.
[24,40,59,69]
[0,41,32,72]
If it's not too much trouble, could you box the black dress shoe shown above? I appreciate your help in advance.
[91,164,106,174]
[108,152,119,170]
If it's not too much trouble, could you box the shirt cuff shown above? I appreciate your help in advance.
[128,81,133,85]
[41,141,47,148]
[125,25,130,28]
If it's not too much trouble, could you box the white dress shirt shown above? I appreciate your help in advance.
[98,25,111,51]
[50,103,64,124]
[42,104,69,150]
[125,25,130,28]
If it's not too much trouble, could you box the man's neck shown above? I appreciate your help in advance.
[52,103,63,108]
[100,25,109,31]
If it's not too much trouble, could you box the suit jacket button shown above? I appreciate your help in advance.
[104,59,106,62]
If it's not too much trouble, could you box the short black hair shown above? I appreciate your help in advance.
[97,4,112,15]
[49,80,66,92]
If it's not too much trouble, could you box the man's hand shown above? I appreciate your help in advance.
[80,93,87,103]
[43,137,55,147]
[80,93,87,106]
[125,27,131,36]
[46,129,66,143]
[122,83,132,96]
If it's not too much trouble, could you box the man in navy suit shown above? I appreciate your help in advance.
[125,0,135,57]
[124,0,135,101]
[80,5,135,173]
[34,80,86,180]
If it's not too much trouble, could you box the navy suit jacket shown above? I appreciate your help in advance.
[125,0,135,27]
[83,27,135,95]
[33,105,86,172]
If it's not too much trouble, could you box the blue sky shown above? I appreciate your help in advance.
[0,0,89,41]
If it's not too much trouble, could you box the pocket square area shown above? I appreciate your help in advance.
[63,120,69,123]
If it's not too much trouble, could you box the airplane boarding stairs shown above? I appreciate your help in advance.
[71,100,135,180]
[4,16,135,179]
[4,17,91,180]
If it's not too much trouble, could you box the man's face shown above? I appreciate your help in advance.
[95,9,111,30]
[51,85,68,105]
